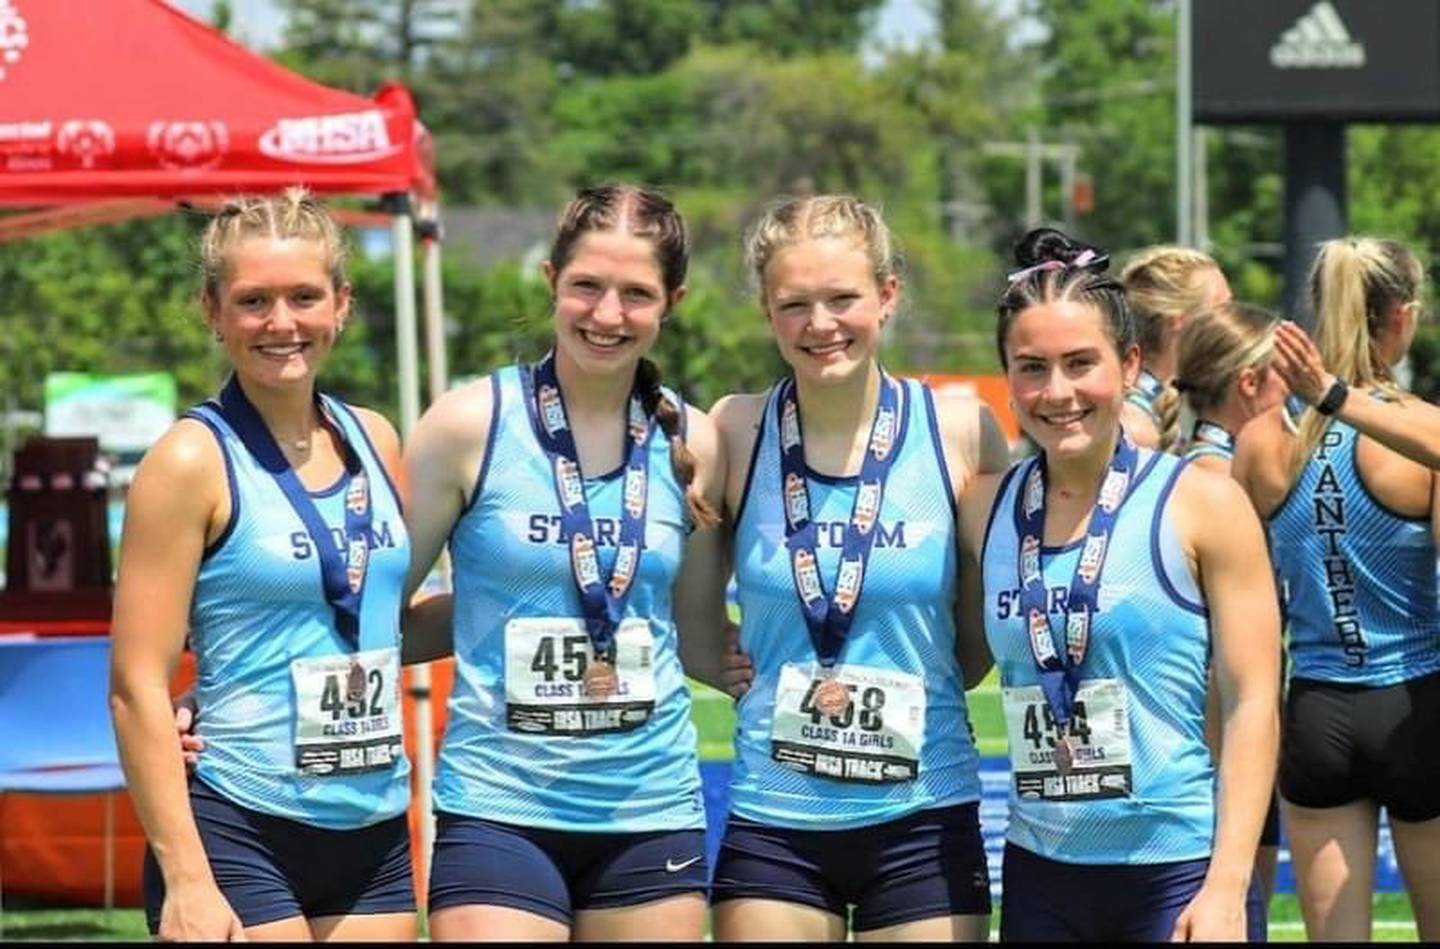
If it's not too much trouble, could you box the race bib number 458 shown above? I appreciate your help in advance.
[504,617,656,736]
[770,662,925,784]
[291,647,403,778]
[1002,679,1133,802]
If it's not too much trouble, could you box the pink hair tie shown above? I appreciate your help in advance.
[1006,249,1098,285]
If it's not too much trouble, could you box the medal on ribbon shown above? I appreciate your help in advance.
[1014,434,1138,776]
[346,658,367,704]
[213,375,374,651]
[776,373,904,718]
[524,353,655,670]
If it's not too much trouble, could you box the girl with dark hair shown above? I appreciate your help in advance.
[709,195,1010,941]
[402,183,729,941]
[960,227,1279,941]
[1233,236,1440,941]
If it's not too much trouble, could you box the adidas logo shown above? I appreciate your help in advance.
[1270,1,1366,69]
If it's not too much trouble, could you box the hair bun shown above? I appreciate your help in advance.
[1013,227,1110,273]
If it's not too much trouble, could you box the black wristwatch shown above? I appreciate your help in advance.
[1315,376,1349,416]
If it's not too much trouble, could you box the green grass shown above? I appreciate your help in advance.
[1,895,1421,941]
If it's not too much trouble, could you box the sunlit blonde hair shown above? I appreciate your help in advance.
[744,194,899,298]
[1121,245,1222,448]
[1289,236,1422,479]
[199,187,347,307]
[1173,301,1279,444]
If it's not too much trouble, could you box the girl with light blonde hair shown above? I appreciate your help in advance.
[1172,301,1287,472]
[1234,236,1440,942]
[1119,246,1232,449]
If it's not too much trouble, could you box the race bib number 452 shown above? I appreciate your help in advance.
[504,617,656,736]
[1002,679,1133,802]
[770,662,925,784]
[291,647,403,778]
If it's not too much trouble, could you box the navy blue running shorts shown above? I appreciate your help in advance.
[143,776,414,932]
[427,812,708,926]
[1280,672,1440,822]
[1000,842,1266,942]
[709,802,991,932]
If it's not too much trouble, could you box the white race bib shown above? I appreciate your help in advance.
[770,662,926,784]
[291,647,403,777]
[1002,678,1132,802]
[504,617,655,736]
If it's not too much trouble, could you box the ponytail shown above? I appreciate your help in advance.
[1290,237,1419,481]
[1153,386,1182,453]
[635,358,720,530]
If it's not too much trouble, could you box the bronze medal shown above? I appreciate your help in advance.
[346,659,367,704]
[813,676,851,718]
[583,659,619,699]
[1054,734,1074,775]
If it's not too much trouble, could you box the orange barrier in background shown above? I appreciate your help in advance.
[0,651,457,908]
[915,373,1019,443]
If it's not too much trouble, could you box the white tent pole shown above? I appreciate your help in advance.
[420,200,449,400]
[389,201,434,885]
[415,202,448,892]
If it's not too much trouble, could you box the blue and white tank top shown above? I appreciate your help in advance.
[1268,416,1440,686]
[188,397,411,829]
[435,365,704,832]
[982,450,1215,864]
[728,378,982,830]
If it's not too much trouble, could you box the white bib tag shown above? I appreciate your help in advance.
[1002,678,1132,801]
[291,647,403,777]
[504,617,655,736]
[769,661,926,784]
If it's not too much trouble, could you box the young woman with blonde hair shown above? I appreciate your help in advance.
[1119,246,1231,449]
[112,190,417,942]
[1172,300,1290,932]
[1172,301,1288,472]
[1234,236,1440,941]
[709,194,1009,941]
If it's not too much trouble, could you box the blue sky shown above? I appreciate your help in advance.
[169,0,941,52]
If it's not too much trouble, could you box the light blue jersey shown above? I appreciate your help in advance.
[1268,417,1440,686]
[188,397,411,829]
[435,365,705,832]
[728,379,982,831]
[982,450,1215,865]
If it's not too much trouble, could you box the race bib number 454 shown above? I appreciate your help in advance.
[291,647,403,778]
[770,662,925,784]
[504,617,656,736]
[1002,679,1132,802]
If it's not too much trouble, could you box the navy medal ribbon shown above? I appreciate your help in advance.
[777,372,902,670]
[524,352,653,663]
[1134,368,1164,406]
[1015,434,1139,729]
[1190,419,1234,456]
[215,375,373,650]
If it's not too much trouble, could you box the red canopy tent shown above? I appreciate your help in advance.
[0,0,448,902]
[0,0,435,201]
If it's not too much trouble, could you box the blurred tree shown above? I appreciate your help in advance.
[544,0,704,76]
[278,0,461,89]
[706,0,885,56]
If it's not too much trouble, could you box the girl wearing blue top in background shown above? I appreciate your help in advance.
[1234,237,1440,942]
[709,194,1009,942]
[960,227,1279,942]
[111,190,416,942]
